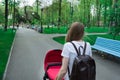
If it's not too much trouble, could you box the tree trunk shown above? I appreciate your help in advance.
[24,6,27,23]
[5,0,8,31]
[98,4,101,27]
[41,8,43,33]
[58,0,62,29]
[96,0,101,27]
[13,0,15,29]
[51,5,54,32]
[104,0,107,27]
[70,2,73,23]
[87,0,91,27]
[83,0,86,25]
[109,0,118,33]
[36,0,38,14]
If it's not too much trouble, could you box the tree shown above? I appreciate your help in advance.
[109,0,120,39]
[0,4,5,24]
[96,0,101,27]
[36,0,38,14]
[86,0,91,27]
[103,0,107,27]
[58,0,62,28]
[13,0,15,29]
[4,0,8,31]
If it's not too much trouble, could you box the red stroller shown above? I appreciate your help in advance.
[43,49,62,80]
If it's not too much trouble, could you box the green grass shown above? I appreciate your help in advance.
[85,27,108,33]
[53,34,120,45]
[43,26,68,34]
[44,26,109,34]
[0,29,16,79]
[53,36,65,44]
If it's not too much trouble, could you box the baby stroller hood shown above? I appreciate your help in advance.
[43,49,62,80]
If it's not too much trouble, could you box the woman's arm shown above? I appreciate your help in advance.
[56,57,69,80]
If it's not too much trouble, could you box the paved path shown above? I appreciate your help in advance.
[4,28,120,80]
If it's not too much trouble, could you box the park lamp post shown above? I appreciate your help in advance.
[32,12,35,26]
[22,16,24,27]
[32,12,35,21]
[32,12,35,15]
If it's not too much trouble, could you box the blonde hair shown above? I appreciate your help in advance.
[66,22,84,42]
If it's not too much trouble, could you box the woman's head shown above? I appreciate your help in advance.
[66,22,84,42]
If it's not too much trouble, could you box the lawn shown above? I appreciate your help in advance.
[0,29,16,79]
[53,34,120,45]
[43,26,68,34]
[51,26,119,45]
[43,26,108,34]
[85,27,108,33]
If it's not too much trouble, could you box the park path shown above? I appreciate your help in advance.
[4,27,120,80]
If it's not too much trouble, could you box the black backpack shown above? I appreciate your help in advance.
[68,42,96,80]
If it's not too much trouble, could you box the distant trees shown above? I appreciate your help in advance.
[40,0,120,37]
[0,0,120,36]
[1,0,21,30]
[0,5,4,24]
[109,0,120,38]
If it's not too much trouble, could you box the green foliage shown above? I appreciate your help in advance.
[0,4,5,24]
[0,0,120,34]
[108,0,120,38]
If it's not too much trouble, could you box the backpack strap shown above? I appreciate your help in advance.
[71,42,79,55]
[68,42,87,78]
[71,42,82,56]
[68,42,80,78]
[83,42,87,56]
[68,67,70,78]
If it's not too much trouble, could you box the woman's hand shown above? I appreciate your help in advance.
[55,57,69,80]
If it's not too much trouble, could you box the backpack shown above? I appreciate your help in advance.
[68,42,96,80]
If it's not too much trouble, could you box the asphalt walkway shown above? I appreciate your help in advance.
[4,28,120,80]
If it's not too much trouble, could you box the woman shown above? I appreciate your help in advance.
[56,22,92,80]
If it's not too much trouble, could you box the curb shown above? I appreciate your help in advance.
[2,30,17,80]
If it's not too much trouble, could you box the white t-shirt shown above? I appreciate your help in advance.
[61,41,92,80]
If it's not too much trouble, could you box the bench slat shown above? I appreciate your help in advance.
[92,37,120,58]
[92,45,120,58]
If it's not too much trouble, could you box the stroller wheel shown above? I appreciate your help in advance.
[43,76,46,80]
[43,73,48,80]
